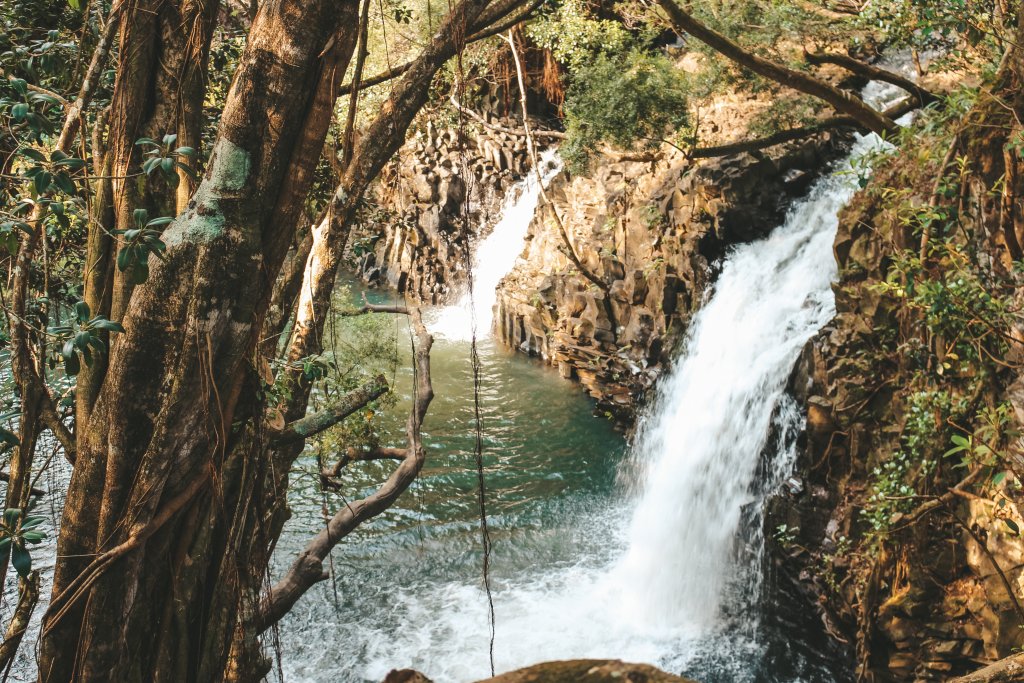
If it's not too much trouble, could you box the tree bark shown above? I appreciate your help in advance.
[37,1,359,680]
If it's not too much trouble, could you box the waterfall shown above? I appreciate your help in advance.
[429,149,562,340]
[609,146,865,631]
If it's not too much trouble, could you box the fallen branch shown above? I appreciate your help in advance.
[953,652,1024,682]
[258,309,434,632]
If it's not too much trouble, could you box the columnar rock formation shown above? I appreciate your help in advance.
[353,117,537,303]
[494,136,849,422]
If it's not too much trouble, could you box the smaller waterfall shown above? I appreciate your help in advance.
[430,149,562,340]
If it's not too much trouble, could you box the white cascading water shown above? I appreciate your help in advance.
[278,70,913,683]
[430,149,562,340]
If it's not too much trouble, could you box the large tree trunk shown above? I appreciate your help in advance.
[77,0,221,432]
[37,1,358,680]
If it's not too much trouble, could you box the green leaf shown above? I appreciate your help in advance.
[62,339,80,376]
[33,171,52,194]
[11,544,31,577]
[174,160,199,180]
[3,509,21,527]
[18,147,45,162]
[11,103,29,121]
[53,171,76,195]
[130,261,149,284]
[993,471,1008,487]
[1005,519,1020,535]
[74,300,90,324]
[53,157,86,170]
[133,208,148,228]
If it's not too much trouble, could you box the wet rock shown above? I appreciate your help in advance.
[473,660,695,683]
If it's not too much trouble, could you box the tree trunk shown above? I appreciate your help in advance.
[77,0,221,433]
[37,1,358,680]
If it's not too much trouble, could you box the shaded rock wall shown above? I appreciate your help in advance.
[353,117,538,304]
[494,135,850,422]
[769,133,1024,680]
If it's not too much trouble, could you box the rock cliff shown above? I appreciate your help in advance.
[771,113,1024,680]
[494,135,850,422]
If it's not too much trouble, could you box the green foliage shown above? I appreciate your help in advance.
[136,134,199,189]
[115,209,172,284]
[562,48,689,174]
[856,0,1008,74]
[47,301,124,376]
[526,0,638,73]
[0,508,47,578]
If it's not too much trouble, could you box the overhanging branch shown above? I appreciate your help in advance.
[258,309,435,632]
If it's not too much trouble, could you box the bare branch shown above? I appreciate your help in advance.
[338,295,411,317]
[449,94,566,139]
[0,571,40,670]
[689,95,925,159]
[259,309,434,632]
[803,48,940,106]
[320,446,408,488]
[338,0,547,93]
[654,0,899,137]
[0,472,45,498]
[38,398,75,465]
[503,30,619,339]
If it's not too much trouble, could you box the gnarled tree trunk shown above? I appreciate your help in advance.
[37,1,358,680]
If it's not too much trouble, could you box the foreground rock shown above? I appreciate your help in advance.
[383,660,697,683]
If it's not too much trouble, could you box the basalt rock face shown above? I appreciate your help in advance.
[352,118,537,304]
[769,135,1024,681]
[494,134,850,423]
